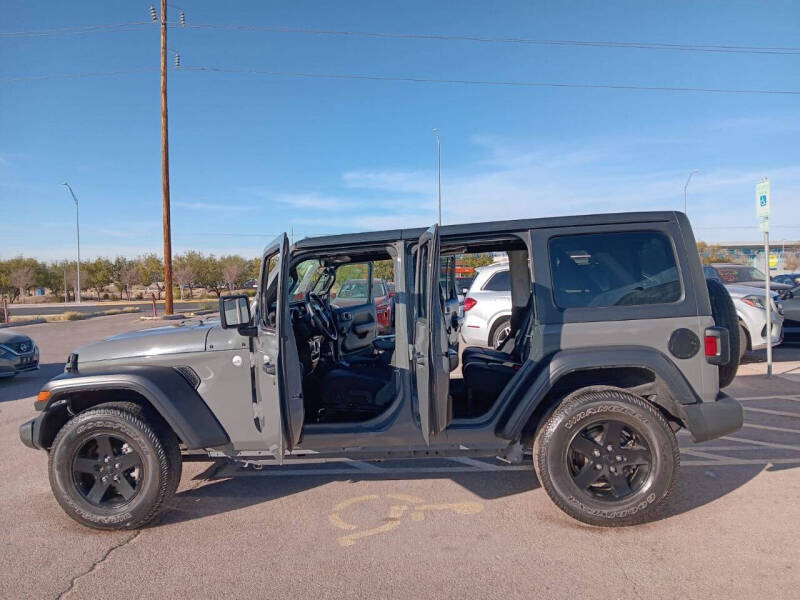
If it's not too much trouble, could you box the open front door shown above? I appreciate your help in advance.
[412,224,451,444]
[253,233,304,461]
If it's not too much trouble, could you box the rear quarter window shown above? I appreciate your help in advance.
[549,231,682,309]
[482,270,511,292]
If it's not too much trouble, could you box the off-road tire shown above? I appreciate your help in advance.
[48,403,180,530]
[533,387,679,527]
[706,278,740,388]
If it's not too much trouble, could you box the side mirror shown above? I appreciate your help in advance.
[219,294,252,329]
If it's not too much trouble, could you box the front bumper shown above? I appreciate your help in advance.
[681,392,743,443]
[19,414,44,450]
[0,347,40,377]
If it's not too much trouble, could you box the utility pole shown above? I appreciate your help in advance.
[433,128,441,224]
[160,0,174,315]
[62,182,81,303]
[683,169,699,215]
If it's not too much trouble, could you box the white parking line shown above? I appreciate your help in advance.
[720,436,800,452]
[681,458,800,467]
[447,456,505,471]
[743,423,800,435]
[744,407,800,418]
[737,395,800,401]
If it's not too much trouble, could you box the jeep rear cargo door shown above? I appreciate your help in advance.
[412,224,451,444]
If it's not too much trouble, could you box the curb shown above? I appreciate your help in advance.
[0,319,47,328]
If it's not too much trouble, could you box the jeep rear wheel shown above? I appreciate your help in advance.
[48,404,179,530]
[533,388,679,526]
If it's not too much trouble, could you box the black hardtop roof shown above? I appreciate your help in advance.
[294,210,683,250]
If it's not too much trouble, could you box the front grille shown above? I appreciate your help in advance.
[1,341,33,355]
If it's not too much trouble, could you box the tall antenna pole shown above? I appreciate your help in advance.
[160,0,174,314]
[433,128,441,224]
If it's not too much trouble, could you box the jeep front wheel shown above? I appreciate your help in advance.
[48,404,178,530]
[533,388,679,526]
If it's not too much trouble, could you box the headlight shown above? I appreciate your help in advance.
[741,295,766,309]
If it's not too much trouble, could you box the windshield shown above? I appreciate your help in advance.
[715,265,766,284]
[288,259,332,300]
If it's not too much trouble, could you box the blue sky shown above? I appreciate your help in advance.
[1,0,799,260]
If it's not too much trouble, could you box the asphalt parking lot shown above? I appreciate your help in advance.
[1,314,799,599]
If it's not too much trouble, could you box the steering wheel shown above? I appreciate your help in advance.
[305,292,339,341]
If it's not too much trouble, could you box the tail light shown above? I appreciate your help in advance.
[704,326,729,365]
[464,297,477,311]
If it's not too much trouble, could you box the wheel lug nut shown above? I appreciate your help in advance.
[616,455,623,462]
[595,463,602,471]
[114,463,120,469]
[101,476,108,483]
[606,445,613,452]
[592,449,601,457]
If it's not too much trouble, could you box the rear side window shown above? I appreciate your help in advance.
[482,270,510,292]
[549,232,681,309]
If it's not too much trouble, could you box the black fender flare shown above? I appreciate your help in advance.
[498,346,699,441]
[36,366,229,450]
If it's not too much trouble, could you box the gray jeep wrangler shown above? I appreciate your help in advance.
[19,211,743,529]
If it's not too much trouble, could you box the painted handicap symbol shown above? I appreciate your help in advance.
[328,493,484,547]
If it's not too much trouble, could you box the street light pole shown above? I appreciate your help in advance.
[683,170,699,215]
[160,0,174,315]
[433,128,441,225]
[683,169,700,214]
[62,182,81,303]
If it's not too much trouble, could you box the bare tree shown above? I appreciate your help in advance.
[10,266,34,303]
[221,255,247,292]
[173,262,196,301]
[118,263,140,301]
[784,252,800,272]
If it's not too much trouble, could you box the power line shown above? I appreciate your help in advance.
[184,23,800,56]
[0,22,151,38]
[0,68,157,83]
[3,20,800,57]
[2,64,797,96]
[178,65,800,96]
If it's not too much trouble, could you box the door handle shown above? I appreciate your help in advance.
[413,351,426,366]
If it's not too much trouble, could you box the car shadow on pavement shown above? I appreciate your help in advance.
[160,465,540,527]
[0,363,63,403]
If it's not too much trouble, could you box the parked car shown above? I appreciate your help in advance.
[0,330,39,378]
[703,263,793,295]
[21,211,743,530]
[331,278,393,334]
[724,285,783,359]
[460,262,512,348]
[773,273,800,287]
[778,285,800,342]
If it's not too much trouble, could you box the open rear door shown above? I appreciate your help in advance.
[412,224,452,444]
[253,233,304,462]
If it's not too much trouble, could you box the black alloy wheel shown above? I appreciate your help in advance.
[566,420,652,500]
[72,434,143,507]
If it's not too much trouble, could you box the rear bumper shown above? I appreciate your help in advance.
[681,392,743,443]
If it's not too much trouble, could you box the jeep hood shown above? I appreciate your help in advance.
[76,321,218,364]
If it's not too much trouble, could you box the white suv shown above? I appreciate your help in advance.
[461,262,512,348]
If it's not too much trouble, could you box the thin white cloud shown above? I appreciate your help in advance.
[173,201,257,211]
